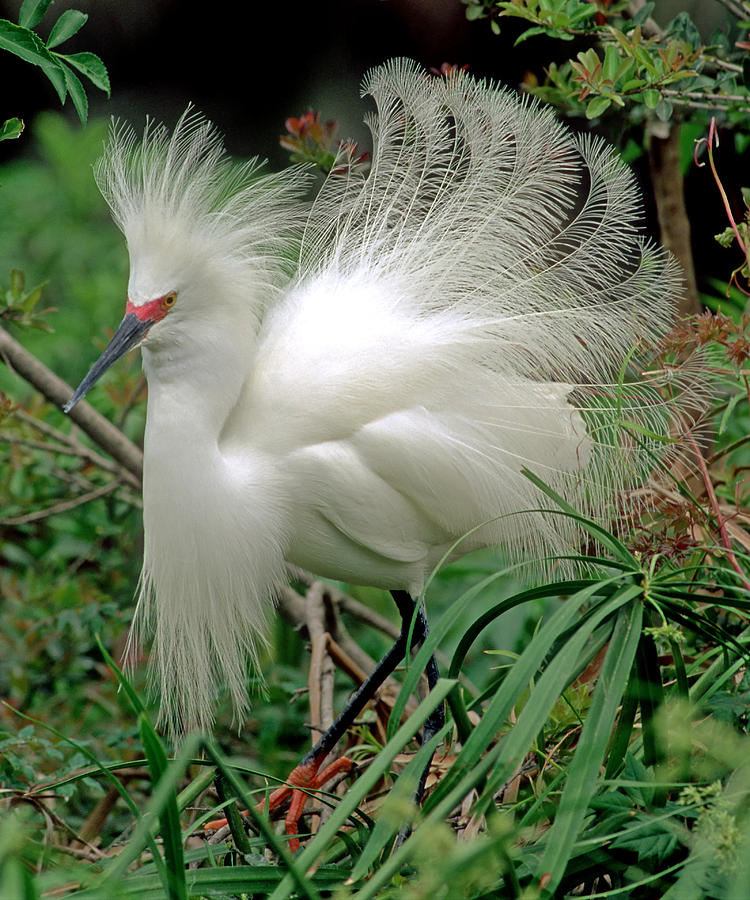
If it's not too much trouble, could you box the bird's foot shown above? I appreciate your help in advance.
[205,752,354,852]
[260,752,355,851]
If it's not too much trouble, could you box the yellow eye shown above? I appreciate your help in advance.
[163,291,177,308]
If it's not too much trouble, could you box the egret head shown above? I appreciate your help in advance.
[64,106,308,413]
[63,291,178,412]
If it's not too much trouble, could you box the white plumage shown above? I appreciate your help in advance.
[68,60,682,735]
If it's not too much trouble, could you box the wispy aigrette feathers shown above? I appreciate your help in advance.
[85,60,686,735]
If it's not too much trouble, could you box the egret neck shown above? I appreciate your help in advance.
[136,308,288,735]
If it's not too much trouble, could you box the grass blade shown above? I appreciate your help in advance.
[534,601,643,893]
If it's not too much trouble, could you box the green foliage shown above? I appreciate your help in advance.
[4,497,750,897]
[0,112,128,385]
[1,0,109,125]
[0,268,52,331]
[2,8,750,897]
[0,117,24,141]
[280,110,370,174]
[463,0,750,123]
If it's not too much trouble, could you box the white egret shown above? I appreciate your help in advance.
[65,59,682,845]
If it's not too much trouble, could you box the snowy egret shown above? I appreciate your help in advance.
[65,59,682,843]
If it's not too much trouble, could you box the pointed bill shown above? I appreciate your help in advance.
[64,313,151,412]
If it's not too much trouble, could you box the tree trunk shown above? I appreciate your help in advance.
[648,122,700,318]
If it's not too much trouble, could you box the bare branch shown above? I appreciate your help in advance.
[662,88,750,106]
[0,325,143,481]
[0,433,74,456]
[707,57,744,74]
[13,407,140,488]
[661,91,750,114]
[627,0,663,38]
[0,479,125,526]
[305,579,331,743]
[712,0,749,20]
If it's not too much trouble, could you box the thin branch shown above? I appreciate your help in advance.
[627,0,663,39]
[663,88,750,107]
[0,324,143,480]
[0,433,75,456]
[0,432,139,498]
[14,407,140,488]
[69,783,121,851]
[707,432,750,465]
[706,56,744,74]
[325,599,381,677]
[288,565,401,640]
[50,463,100,493]
[305,580,333,744]
[686,432,750,592]
[0,479,124,526]
[712,0,750,19]
[695,118,750,278]
[663,94,750,114]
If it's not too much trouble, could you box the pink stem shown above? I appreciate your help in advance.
[686,431,750,592]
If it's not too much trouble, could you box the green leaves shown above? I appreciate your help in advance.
[17,0,55,29]
[467,3,750,122]
[0,268,52,331]
[0,117,24,141]
[46,9,87,49]
[0,3,109,125]
[64,50,109,93]
[480,0,598,43]
[0,19,65,101]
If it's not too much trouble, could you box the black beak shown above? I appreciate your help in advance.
[64,313,152,412]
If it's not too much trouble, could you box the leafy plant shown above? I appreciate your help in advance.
[1,4,750,896]
[0,0,109,126]
[464,0,750,122]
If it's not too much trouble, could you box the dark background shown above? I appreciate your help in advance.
[0,0,742,289]
[2,0,513,163]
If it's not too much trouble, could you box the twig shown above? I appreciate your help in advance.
[305,580,332,744]
[707,432,750,466]
[14,407,140,488]
[666,96,750,114]
[627,0,663,39]
[663,88,750,109]
[287,564,475,689]
[336,593,400,641]
[324,634,370,685]
[712,0,750,20]
[325,633,398,745]
[0,433,76,456]
[50,463,100,493]
[694,118,750,296]
[289,565,401,639]
[0,324,143,480]
[325,601,381,677]
[707,57,743,74]
[69,782,121,850]
[687,431,750,591]
[0,479,124,525]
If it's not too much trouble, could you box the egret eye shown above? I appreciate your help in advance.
[163,291,177,308]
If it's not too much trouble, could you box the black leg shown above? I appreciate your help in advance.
[300,590,443,770]
[390,590,444,752]
[390,590,445,848]
[268,589,443,852]
[300,606,410,766]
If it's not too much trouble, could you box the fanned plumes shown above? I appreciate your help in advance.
[89,61,693,738]
[286,59,688,571]
[302,60,679,382]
